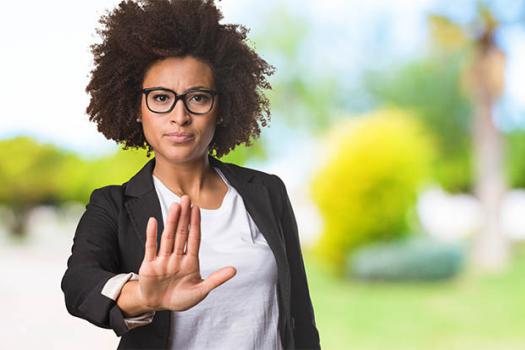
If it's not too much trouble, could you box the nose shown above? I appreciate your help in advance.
[169,98,191,126]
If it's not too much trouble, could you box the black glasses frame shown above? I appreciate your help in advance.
[142,87,218,115]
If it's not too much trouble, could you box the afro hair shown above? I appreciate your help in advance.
[86,0,275,157]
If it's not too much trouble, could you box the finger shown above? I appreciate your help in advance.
[186,204,201,258]
[173,195,191,255]
[159,202,181,257]
[144,217,157,262]
[199,267,237,295]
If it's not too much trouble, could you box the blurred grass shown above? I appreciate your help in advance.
[304,242,525,350]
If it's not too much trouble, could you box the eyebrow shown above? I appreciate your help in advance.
[144,85,214,93]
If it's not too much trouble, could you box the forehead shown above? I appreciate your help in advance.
[142,56,214,90]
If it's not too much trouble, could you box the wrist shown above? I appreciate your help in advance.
[118,280,156,317]
[135,281,156,313]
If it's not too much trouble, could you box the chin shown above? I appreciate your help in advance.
[159,147,202,164]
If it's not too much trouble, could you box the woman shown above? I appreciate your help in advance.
[61,1,320,349]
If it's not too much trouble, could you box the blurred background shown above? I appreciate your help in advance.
[1,0,525,349]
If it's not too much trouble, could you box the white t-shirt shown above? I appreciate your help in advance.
[102,166,283,350]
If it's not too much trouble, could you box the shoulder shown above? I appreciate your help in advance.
[89,184,124,202]
[86,184,125,215]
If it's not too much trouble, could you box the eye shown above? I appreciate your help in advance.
[189,93,211,104]
[152,93,171,104]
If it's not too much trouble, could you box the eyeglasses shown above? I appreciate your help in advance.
[142,87,218,115]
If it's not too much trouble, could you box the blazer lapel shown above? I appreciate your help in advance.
[209,156,282,244]
[123,158,165,249]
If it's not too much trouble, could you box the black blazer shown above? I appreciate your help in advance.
[61,154,321,349]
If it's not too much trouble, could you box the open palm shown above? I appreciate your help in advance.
[138,195,237,312]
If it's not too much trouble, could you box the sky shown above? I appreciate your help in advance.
[0,0,523,158]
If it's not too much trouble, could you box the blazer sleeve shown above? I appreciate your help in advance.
[101,272,156,330]
[60,187,131,336]
[273,175,321,349]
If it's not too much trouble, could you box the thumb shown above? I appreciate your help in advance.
[199,266,237,294]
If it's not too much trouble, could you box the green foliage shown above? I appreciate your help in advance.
[364,54,474,193]
[349,237,465,281]
[0,136,71,235]
[56,147,154,204]
[310,109,436,274]
[217,135,268,165]
[504,129,525,189]
[0,136,66,207]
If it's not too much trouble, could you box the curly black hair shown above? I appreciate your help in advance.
[86,0,275,158]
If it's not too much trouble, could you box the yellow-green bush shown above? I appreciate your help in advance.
[57,147,153,204]
[310,109,437,274]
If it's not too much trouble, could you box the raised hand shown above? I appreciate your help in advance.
[137,195,237,312]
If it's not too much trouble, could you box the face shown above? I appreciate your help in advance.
[140,56,218,165]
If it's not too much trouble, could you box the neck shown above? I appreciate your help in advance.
[152,153,213,198]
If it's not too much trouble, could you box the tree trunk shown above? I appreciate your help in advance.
[470,40,510,272]
[8,205,30,237]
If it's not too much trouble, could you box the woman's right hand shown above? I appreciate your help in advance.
[137,195,237,312]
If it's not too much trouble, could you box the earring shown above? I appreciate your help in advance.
[217,117,224,125]
[136,118,141,123]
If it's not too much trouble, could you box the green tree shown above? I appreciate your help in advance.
[429,2,520,272]
[56,147,154,204]
[310,109,436,275]
[364,1,524,272]
[0,136,66,236]
[364,53,473,193]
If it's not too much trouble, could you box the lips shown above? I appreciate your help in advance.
[164,131,194,143]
